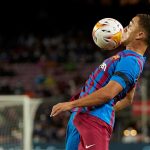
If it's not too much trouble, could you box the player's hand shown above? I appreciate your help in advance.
[50,102,74,117]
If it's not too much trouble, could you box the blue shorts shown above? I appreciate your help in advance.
[66,112,80,150]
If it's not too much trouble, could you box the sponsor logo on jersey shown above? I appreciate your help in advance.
[99,62,107,71]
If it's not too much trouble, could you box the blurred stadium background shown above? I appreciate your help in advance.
[0,0,150,150]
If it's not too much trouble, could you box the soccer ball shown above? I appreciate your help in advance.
[92,18,124,50]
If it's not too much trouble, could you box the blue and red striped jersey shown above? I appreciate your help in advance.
[72,49,146,127]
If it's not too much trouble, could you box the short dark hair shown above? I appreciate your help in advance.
[137,14,150,46]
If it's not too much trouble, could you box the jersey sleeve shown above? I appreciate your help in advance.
[110,56,141,89]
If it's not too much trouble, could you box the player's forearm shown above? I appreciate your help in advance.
[70,81,123,108]
[114,99,131,112]
[71,87,114,108]
[114,87,135,112]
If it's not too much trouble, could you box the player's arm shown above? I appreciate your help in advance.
[68,80,123,107]
[114,86,136,112]
[50,80,123,117]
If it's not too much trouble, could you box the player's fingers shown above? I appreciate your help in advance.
[50,104,60,117]
[50,106,61,117]
[52,109,62,117]
[50,108,57,117]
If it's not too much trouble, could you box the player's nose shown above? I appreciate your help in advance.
[123,27,127,32]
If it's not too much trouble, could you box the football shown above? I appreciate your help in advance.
[92,18,124,50]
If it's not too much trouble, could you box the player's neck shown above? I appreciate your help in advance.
[126,42,147,56]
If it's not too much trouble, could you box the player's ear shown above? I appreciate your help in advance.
[136,31,145,40]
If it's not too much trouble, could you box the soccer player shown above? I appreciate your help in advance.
[50,14,150,150]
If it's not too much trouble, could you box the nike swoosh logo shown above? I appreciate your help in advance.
[85,144,95,149]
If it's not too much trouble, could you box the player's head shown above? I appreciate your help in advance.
[121,14,150,47]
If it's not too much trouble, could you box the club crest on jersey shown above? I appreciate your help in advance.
[99,62,107,71]
[111,54,120,60]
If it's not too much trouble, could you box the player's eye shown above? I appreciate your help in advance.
[127,25,130,29]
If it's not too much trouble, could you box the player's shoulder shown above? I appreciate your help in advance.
[120,54,140,67]
[119,50,144,62]
[117,50,142,69]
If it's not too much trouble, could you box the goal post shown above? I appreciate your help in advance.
[0,95,42,150]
